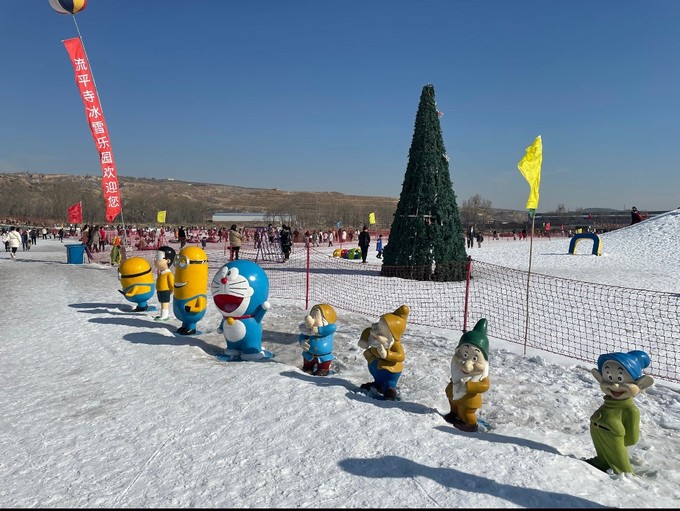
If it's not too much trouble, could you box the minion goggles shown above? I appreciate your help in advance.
[175,255,208,269]
[118,268,152,279]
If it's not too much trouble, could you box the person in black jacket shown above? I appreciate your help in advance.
[280,225,292,260]
[178,226,187,248]
[631,207,642,225]
[358,225,371,263]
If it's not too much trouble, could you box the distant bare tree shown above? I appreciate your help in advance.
[460,194,493,228]
[0,173,401,229]
[45,179,81,220]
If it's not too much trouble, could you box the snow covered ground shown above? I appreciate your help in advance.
[1,210,679,508]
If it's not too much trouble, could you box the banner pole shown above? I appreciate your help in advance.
[71,15,128,258]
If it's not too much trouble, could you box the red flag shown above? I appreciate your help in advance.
[68,201,83,224]
[63,37,122,223]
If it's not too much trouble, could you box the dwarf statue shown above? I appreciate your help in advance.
[299,303,337,376]
[444,318,490,432]
[358,305,410,401]
[585,350,654,474]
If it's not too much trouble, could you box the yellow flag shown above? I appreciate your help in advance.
[368,212,376,225]
[157,210,166,223]
[517,135,542,211]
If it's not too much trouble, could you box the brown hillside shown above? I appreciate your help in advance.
[0,172,400,228]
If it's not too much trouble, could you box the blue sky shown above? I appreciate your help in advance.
[1,1,678,212]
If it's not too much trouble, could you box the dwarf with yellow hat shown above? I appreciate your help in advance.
[298,303,337,376]
[357,305,410,401]
[444,318,490,432]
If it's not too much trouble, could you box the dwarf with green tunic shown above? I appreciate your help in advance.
[585,350,654,474]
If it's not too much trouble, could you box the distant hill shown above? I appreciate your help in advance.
[0,172,404,228]
[2,172,658,231]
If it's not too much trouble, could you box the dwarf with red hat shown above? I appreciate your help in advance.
[357,305,410,401]
[585,350,654,474]
[298,303,337,376]
[444,318,490,433]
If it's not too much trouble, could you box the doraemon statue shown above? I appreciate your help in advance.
[211,260,271,361]
[173,246,209,335]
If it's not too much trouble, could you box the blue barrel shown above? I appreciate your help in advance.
[65,243,86,264]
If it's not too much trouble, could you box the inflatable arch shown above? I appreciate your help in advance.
[568,232,602,256]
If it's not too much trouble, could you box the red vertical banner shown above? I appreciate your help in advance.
[67,201,83,224]
[63,37,122,223]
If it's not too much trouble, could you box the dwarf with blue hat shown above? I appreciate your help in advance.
[444,318,490,433]
[585,350,654,474]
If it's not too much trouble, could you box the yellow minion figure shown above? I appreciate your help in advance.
[358,304,409,400]
[118,256,155,312]
[173,246,209,335]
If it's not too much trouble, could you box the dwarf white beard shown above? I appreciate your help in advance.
[450,360,489,401]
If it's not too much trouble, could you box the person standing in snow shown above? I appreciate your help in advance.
[631,207,642,225]
[7,226,22,259]
[358,225,371,263]
[376,234,384,259]
[21,229,30,251]
[229,224,243,261]
[178,226,187,249]
[80,225,94,262]
[467,225,475,249]
[280,224,292,261]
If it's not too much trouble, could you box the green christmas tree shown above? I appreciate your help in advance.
[381,84,468,281]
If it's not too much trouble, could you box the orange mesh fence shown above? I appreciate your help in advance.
[263,247,679,383]
[463,260,680,383]
[104,244,680,383]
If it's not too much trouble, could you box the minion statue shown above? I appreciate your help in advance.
[117,256,155,312]
[173,246,209,335]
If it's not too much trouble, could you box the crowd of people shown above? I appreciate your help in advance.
[1,225,66,257]
[3,211,653,264]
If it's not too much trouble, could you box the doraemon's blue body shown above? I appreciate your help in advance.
[211,260,271,361]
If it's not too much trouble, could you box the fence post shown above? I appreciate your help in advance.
[463,256,472,332]
[305,242,310,310]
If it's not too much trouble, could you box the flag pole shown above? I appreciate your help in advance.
[71,15,129,259]
[516,135,543,356]
[523,212,536,355]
